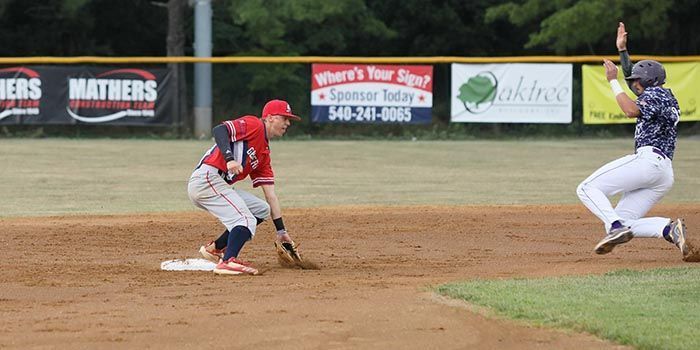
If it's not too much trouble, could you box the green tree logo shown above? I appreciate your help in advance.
[457,72,498,114]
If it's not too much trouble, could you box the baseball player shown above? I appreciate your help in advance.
[188,99,301,275]
[576,22,689,258]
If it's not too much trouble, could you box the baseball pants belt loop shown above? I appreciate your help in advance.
[651,147,668,159]
[198,164,226,178]
[197,164,235,184]
[211,166,235,184]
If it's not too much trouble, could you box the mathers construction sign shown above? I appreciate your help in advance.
[0,66,174,126]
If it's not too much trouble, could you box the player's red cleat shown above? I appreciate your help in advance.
[213,257,259,275]
[199,241,225,264]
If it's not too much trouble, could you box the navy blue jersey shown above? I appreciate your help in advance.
[634,86,679,159]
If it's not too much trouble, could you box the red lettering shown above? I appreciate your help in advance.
[68,99,139,110]
[133,101,155,109]
[18,100,39,108]
[0,100,17,108]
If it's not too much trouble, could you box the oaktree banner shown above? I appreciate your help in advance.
[451,63,572,123]
[311,64,433,124]
[0,66,174,125]
[583,62,699,124]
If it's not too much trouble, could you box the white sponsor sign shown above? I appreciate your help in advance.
[451,63,572,123]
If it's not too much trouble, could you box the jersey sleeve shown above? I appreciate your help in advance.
[250,160,274,188]
[222,118,251,142]
[636,92,660,120]
[619,51,635,91]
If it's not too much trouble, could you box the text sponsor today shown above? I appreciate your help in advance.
[311,64,433,124]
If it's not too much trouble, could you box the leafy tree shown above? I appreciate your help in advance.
[484,0,695,55]
[0,0,91,55]
[0,0,167,56]
[84,0,168,55]
[222,0,394,55]
[366,0,530,56]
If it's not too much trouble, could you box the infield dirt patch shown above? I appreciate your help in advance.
[2,204,698,349]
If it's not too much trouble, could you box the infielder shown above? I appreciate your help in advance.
[576,22,689,258]
[188,99,301,275]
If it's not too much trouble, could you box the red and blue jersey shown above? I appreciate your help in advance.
[197,116,275,187]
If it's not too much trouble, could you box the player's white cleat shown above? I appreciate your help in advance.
[668,218,689,257]
[199,241,225,264]
[213,257,259,276]
[594,227,634,255]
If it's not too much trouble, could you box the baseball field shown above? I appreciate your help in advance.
[1,138,699,349]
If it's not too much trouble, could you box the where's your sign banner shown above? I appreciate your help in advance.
[311,64,433,124]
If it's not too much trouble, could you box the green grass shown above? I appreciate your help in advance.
[0,138,699,216]
[437,267,700,350]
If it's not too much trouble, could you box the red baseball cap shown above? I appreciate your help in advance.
[261,99,301,121]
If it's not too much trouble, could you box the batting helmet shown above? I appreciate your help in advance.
[625,60,666,88]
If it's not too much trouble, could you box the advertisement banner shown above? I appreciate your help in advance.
[311,64,433,124]
[451,63,572,123]
[0,67,42,123]
[0,66,174,125]
[583,62,700,124]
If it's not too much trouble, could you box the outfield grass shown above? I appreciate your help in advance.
[0,138,699,216]
[437,267,700,350]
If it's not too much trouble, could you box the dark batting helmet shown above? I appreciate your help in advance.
[625,60,666,88]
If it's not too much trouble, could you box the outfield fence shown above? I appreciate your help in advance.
[0,55,699,64]
[1,55,698,137]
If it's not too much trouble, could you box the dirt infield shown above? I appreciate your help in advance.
[2,204,698,349]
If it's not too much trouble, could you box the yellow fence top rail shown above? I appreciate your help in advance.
[0,55,697,64]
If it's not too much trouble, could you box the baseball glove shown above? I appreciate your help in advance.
[274,240,320,270]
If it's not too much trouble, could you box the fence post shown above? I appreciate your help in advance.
[193,0,212,139]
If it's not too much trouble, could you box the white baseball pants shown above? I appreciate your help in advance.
[576,146,674,238]
[188,164,270,236]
